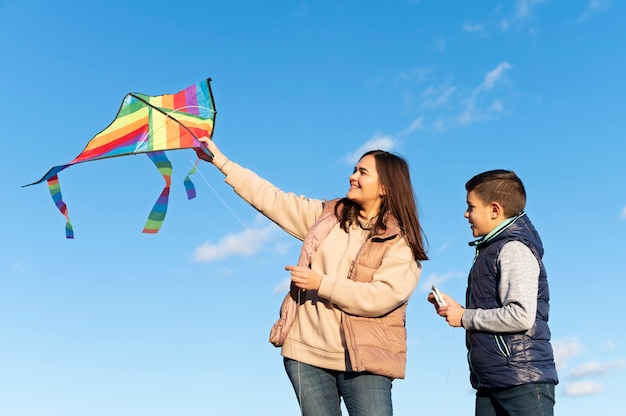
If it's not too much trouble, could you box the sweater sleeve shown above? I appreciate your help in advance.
[317,238,420,317]
[462,241,539,333]
[224,162,324,240]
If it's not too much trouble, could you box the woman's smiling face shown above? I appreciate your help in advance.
[346,154,384,217]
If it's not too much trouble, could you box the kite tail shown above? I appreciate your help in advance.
[144,151,172,234]
[183,159,200,200]
[47,175,74,239]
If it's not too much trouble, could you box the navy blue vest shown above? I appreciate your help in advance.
[466,214,558,389]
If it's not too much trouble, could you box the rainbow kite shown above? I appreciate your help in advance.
[24,78,217,238]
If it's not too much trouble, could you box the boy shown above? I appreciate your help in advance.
[429,169,558,416]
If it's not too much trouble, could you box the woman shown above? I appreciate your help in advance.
[196,137,428,416]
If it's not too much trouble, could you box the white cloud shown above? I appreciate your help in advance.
[385,61,514,133]
[343,134,398,165]
[579,0,611,21]
[432,118,445,130]
[552,337,584,370]
[570,359,626,378]
[437,242,451,252]
[433,37,446,53]
[419,62,513,130]
[193,222,278,262]
[563,380,605,396]
[515,0,546,20]
[396,67,433,85]
[420,83,457,109]
[489,99,505,113]
[458,62,512,125]
[601,340,617,351]
[478,62,513,92]
[399,116,424,136]
[11,260,29,271]
[419,272,458,293]
[463,22,484,33]
[500,18,511,32]
[501,0,548,32]
[273,278,291,294]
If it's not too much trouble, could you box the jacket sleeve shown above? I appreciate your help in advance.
[462,241,539,332]
[317,238,420,317]
[224,162,324,240]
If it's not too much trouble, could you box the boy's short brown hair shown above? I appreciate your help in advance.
[465,170,526,218]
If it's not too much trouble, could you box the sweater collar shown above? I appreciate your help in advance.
[469,212,526,247]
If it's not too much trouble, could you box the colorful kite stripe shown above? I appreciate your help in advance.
[24,78,216,238]
[47,174,74,239]
[143,151,172,234]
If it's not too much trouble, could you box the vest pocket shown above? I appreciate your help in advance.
[494,335,511,358]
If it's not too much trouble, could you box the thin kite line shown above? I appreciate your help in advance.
[189,158,278,257]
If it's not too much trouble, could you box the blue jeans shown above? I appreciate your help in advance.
[284,358,393,416]
[475,383,556,416]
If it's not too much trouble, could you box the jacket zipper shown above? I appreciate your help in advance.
[467,247,480,384]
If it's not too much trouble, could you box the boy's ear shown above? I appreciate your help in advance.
[490,202,503,219]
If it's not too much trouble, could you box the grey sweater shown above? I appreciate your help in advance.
[462,241,540,333]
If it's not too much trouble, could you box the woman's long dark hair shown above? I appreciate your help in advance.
[335,150,428,261]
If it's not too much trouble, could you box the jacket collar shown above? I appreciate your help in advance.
[469,212,526,247]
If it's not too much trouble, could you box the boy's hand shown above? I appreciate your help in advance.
[427,291,465,328]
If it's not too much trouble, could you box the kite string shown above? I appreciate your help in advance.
[193,156,306,415]
[191,157,305,414]
[189,159,247,228]
[438,327,456,416]
[192,157,455,416]
[297,289,304,415]
[189,158,278,257]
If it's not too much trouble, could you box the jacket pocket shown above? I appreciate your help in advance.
[494,335,511,360]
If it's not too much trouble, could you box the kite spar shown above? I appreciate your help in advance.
[23,78,217,238]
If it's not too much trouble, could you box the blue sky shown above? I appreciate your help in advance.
[1,1,625,415]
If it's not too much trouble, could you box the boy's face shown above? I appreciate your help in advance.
[464,190,500,238]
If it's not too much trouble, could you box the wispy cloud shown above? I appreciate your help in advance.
[501,0,548,32]
[514,0,547,20]
[553,337,625,397]
[462,2,547,36]
[552,337,584,370]
[273,278,291,294]
[343,134,399,165]
[433,37,446,53]
[564,380,605,396]
[434,62,513,130]
[578,0,611,21]
[418,272,460,293]
[620,206,626,220]
[570,359,626,378]
[11,260,29,272]
[388,61,514,134]
[479,62,513,92]
[420,83,457,109]
[193,221,279,262]
[399,116,424,136]
[463,22,484,34]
